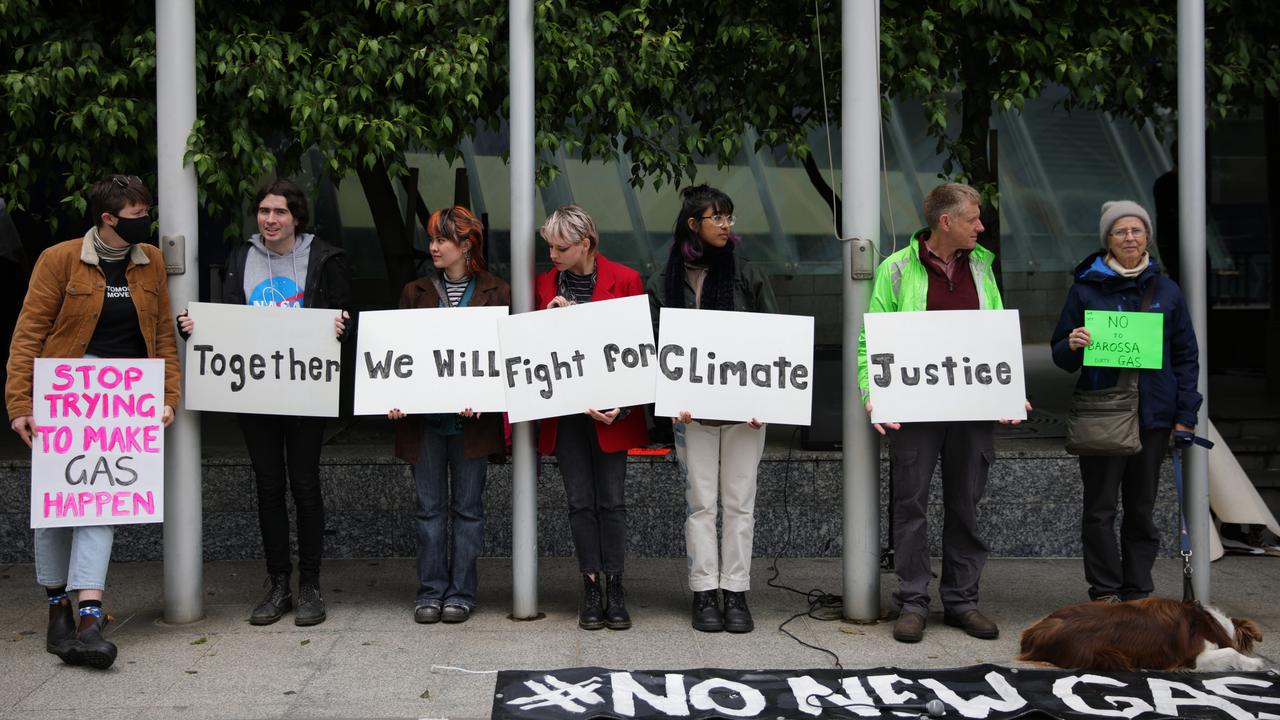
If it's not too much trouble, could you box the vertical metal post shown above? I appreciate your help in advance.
[509,0,539,619]
[841,0,881,621]
[1177,0,1210,602]
[157,0,203,623]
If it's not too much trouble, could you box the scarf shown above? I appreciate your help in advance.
[92,232,129,263]
[1105,252,1150,278]
[664,241,735,311]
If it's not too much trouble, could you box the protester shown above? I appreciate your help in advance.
[645,185,778,633]
[388,206,509,624]
[858,182,1022,644]
[178,178,349,627]
[535,204,647,630]
[7,174,179,668]
[1050,200,1201,602]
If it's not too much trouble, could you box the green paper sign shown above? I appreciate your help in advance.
[1082,310,1164,369]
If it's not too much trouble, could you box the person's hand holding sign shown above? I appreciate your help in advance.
[865,401,901,436]
[587,408,621,425]
[10,416,38,448]
[998,400,1034,426]
[1067,326,1091,352]
[334,310,350,339]
[672,410,693,425]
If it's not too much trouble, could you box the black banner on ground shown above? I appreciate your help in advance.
[492,664,1280,719]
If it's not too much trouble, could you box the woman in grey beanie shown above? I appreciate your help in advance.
[1049,200,1202,602]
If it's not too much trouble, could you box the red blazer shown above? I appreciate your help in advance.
[534,254,650,454]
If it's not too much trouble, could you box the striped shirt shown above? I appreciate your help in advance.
[444,276,471,307]
[557,269,597,305]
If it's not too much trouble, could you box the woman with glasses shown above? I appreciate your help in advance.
[535,204,648,631]
[645,184,777,633]
[388,206,509,625]
[1050,200,1201,602]
[7,174,179,668]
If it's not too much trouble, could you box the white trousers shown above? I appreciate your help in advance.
[676,420,766,592]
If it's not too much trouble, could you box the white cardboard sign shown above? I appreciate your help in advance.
[497,295,656,423]
[183,301,341,417]
[863,309,1027,423]
[654,309,814,425]
[31,358,165,528]
[354,306,508,415]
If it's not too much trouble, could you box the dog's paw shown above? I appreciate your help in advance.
[1237,655,1267,672]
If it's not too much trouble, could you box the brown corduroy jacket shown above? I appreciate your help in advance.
[6,230,181,419]
[392,269,511,463]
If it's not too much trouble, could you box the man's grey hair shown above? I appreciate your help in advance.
[923,183,981,229]
[540,204,599,253]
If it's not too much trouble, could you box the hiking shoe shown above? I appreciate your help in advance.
[294,583,326,627]
[578,575,605,630]
[722,591,754,634]
[691,590,724,633]
[250,573,292,626]
[604,574,631,630]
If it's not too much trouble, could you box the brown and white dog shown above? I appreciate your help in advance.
[1019,597,1265,672]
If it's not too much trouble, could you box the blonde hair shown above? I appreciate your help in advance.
[540,204,599,253]
[923,183,981,229]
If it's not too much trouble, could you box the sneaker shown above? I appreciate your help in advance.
[414,603,442,624]
[578,575,605,630]
[893,611,926,643]
[250,573,292,626]
[943,608,999,639]
[294,583,327,627]
[65,613,117,669]
[722,591,754,633]
[441,604,471,624]
[604,574,631,630]
[1094,594,1122,604]
[691,590,724,633]
[46,596,77,658]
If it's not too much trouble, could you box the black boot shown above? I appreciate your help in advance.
[66,612,117,669]
[578,574,605,630]
[46,596,77,657]
[604,574,631,630]
[294,583,327,627]
[250,573,292,626]
[691,590,724,632]
[723,591,754,633]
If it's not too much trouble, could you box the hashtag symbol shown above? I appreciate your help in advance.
[506,674,606,713]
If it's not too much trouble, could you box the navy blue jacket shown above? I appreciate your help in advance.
[1050,252,1202,430]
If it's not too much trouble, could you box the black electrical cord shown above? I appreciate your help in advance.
[765,427,847,669]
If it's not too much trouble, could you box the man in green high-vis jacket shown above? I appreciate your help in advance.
[857,183,1022,645]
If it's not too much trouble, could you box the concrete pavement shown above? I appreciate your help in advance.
[1,556,1277,719]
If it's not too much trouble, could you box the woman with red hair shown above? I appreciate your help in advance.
[389,206,510,624]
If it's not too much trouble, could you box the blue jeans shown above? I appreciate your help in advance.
[35,525,114,591]
[414,429,487,609]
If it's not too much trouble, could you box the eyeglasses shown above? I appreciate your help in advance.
[699,214,736,227]
[1109,227,1147,239]
[110,174,142,188]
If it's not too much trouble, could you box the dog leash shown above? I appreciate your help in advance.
[1172,429,1214,603]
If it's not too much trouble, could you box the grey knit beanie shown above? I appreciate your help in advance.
[1098,200,1152,245]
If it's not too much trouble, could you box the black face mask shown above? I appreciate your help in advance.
[112,214,153,245]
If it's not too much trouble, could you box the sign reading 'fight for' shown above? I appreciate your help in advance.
[864,309,1027,424]
[1083,310,1164,369]
[31,359,165,528]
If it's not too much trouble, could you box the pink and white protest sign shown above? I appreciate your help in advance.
[30,359,165,528]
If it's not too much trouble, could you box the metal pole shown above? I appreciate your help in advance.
[841,0,881,621]
[156,0,203,623]
[509,0,539,619]
[1177,0,1210,602]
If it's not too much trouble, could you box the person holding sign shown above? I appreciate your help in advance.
[858,182,1021,645]
[1050,201,1201,603]
[387,206,509,624]
[178,178,350,627]
[646,185,778,634]
[535,204,648,631]
[6,174,179,668]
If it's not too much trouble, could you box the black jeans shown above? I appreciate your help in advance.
[554,413,627,575]
[1079,427,1170,600]
[238,414,326,586]
[889,421,994,617]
